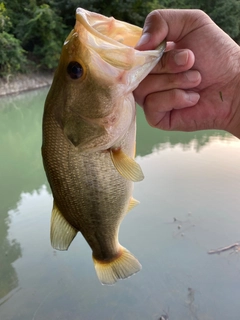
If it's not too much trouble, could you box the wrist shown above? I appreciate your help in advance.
[226,68,240,139]
[222,46,240,139]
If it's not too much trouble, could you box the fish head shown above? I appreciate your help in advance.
[45,8,165,149]
[72,8,165,95]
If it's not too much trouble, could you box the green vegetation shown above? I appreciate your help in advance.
[0,0,240,77]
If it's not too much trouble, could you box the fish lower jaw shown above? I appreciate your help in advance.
[92,246,141,285]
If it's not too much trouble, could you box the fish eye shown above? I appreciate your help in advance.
[67,61,83,79]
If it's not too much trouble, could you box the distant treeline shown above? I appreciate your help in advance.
[0,0,240,77]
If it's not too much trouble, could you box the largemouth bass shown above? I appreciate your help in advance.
[42,8,165,285]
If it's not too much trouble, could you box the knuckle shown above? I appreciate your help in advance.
[143,10,162,31]
[171,88,182,101]
[189,9,212,25]
[144,93,156,108]
[147,10,161,21]
[166,73,177,85]
[166,88,185,107]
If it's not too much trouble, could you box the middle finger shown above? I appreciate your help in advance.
[151,49,195,74]
[134,70,201,106]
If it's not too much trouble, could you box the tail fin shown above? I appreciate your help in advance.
[92,246,142,285]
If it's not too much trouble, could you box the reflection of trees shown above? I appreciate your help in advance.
[136,107,232,157]
[0,228,21,300]
[0,88,49,301]
[0,88,49,215]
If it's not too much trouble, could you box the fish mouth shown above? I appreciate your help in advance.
[75,7,142,48]
[73,8,165,89]
[74,8,143,71]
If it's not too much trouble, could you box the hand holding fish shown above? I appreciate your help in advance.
[134,9,240,138]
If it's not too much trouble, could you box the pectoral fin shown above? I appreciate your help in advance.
[110,148,144,182]
[127,197,140,212]
[50,201,77,250]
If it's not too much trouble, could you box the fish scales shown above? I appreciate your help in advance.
[42,7,165,285]
[43,124,131,259]
[43,99,134,256]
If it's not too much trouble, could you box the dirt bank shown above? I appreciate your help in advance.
[0,72,53,96]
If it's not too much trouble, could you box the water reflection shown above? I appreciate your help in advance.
[0,89,49,210]
[1,88,240,319]
[0,219,21,301]
[136,108,232,155]
[0,89,49,305]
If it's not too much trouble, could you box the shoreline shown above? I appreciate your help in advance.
[0,72,53,96]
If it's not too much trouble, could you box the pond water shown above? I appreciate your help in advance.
[1,88,240,320]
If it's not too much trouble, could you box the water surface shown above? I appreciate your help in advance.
[1,88,240,320]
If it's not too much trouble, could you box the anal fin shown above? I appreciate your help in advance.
[110,148,144,182]
[50,201,77,250]
[127,197,140,212]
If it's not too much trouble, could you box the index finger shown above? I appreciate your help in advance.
[135,9,212,50]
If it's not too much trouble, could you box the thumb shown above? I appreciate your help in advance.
[135,10,168,50]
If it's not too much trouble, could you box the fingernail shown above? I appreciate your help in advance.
[174,51,188,66]
[136,33,151,48]
[187,91,200,103]
[186,70,201,82]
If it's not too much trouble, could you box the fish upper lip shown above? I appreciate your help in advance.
[75,8,136,48]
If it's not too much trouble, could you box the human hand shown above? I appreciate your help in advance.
[134,10,240,138]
